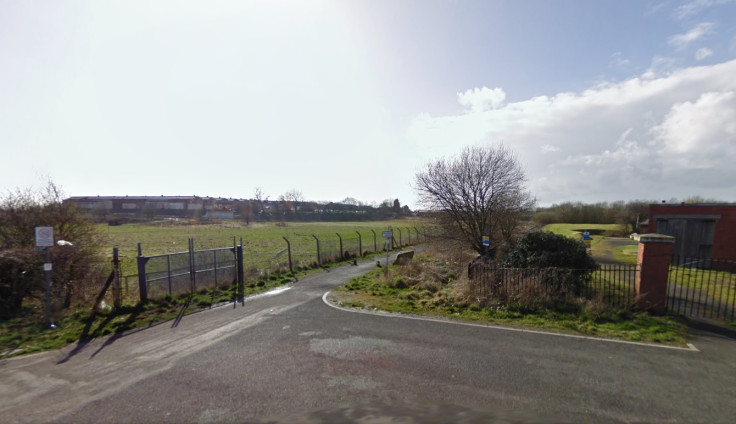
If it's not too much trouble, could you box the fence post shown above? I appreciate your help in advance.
[167,254,172,297]
[112,247,121,308]
[189,238,196,292]
[312,234,321,267]
[632,233,675,313]
[356,231,362,256]
[236,242,244,301]
[397,228,402,247]
[336,233,343,259]
[282,236,293,274]
[370,229,377,252]
[414,227,420,243]
[406,227,411,245]
[136,243,149,304]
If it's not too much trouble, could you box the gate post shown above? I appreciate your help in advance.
[136,243,149,304]
[312,235,321,267]
[112,247,121,308]
[356,231,362,257]
[336,233,343,260]
[632,233,675,313]
[282,236,293,274]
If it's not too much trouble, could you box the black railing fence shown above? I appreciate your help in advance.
[667,256,736,321]
[469,263,638,310]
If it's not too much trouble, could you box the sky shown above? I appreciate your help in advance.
[2,0,736,209]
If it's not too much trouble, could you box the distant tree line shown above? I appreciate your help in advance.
[236,189,413,224]
[531,196,729,233]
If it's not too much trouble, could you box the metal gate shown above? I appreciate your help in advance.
[137,239,241,301]
[666,256,736,321]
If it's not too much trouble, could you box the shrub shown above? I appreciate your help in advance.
[0,181,103,318]
[501,231,598,299]
[503,231,596,270]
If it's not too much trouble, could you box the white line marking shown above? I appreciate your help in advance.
[322,291,699,352]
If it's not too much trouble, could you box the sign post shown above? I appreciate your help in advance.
[583,231,592,255]
[35,227,54,328]
[382,228,393,272]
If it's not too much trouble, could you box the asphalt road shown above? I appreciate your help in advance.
[1,254,735,423]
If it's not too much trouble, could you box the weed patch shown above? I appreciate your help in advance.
[331,249,690,346]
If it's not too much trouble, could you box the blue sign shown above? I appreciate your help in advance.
[482,236,490,246]
[583,231,591,241]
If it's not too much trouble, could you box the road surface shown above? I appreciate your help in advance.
[1,253,735,423]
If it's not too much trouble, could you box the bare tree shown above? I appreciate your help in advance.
[414,144,534,255]
[253,187,269,213]
[282,189,304,212]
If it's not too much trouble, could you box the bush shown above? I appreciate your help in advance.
[503,231,596,269]
[0,181,103,318]
[502,231,598,297]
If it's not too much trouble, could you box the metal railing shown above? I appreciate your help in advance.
[469,263,638,310]
[667,256,736,321]
[137,238,238,301]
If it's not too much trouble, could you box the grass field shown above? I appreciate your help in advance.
[543,223,626,245]
[543,223,638,265]
[1,218,431,358]
[100,218,429,277]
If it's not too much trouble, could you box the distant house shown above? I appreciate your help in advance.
[647,203,736,261]
[65,196,242,219]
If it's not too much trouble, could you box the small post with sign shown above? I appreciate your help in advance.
[35,226,54,328]
[382,228,393,274]
[583,231,592,255]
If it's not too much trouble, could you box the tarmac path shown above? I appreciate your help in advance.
[1,252,735,423]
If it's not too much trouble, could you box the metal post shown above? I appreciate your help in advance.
[112,247,121,308]
[336,233,343,259]
[167,254,172,296]
[44,247,51,327]
[385,236,390,272]
[406,227,411,244]
[312,235,321,267]
[356,231,362,257]
[283,236,293,274]
[370,229,377,252]
[414,227,420,243]
[137,242,149,303]
[236,243,244,302]
[189,238,196,292]
[397,228,402,247]
[213,249,218,287]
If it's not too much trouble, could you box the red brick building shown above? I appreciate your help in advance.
[647,203,736,260]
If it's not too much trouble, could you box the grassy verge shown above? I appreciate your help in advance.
[0,272,298,359]
[329,248,690,346]
[0,247,403,359]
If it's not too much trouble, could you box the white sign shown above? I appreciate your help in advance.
[44,263,52,271]
[382,231,393,238]
[35,227,54,247]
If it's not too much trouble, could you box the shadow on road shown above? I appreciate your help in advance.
[687,319,736,341]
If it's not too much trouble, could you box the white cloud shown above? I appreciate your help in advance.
[610,51,631,67]
[406,59,736,203]
[668,22,715,48]
[695,47,713,60]
[652,91,736,156]
[674,0,736,19]
[541,144,560,154]
[457,87,506,113]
